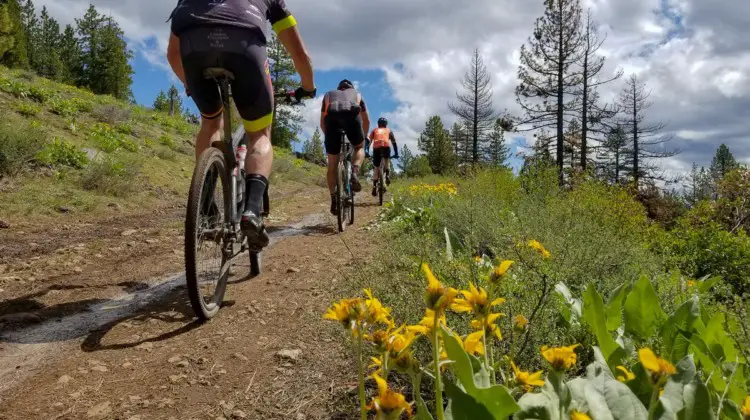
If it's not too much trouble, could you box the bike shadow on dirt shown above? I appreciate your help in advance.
[0,277,210,349]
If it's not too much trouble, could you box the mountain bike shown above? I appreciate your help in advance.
[373,154,398,206]
[335,130,355,233]
[184,67,301,320]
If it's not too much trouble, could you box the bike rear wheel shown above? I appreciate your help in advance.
[336,162,347,232]
[378,169,384,206]
[185,148,231,321]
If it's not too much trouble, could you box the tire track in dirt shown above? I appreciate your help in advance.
[0,187,383,420]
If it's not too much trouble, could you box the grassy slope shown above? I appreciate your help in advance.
[0,66,324,225]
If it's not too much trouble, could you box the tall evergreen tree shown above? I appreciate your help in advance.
[685,163,712,206]
[449,49,496,164]
[575,10,621,170]
[0,0,27,67]
[167,84,183,116]
[449,123,466,164]
[596,124,630,185]
[564,118,582,169]
[617,74,676,187]
[398,145,415,174]
[267,33,301,148]
[19,0,37,67]
[709,144,739,182]
[76,5,104,89]
[87,17,133,99]
[486,119,510,167]
[418,116,456,174]
[516,0,585,184]
[302,128,325,165]
[36,6,62,79]
[58,24,81,84]
[153,90,169,112]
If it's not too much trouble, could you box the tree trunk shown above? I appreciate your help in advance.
[632,84,639,188]
[556,0,565,185]
[473,58,479,164]
[580,49,588,170]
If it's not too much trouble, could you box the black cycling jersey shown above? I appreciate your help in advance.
[170,0,296,43]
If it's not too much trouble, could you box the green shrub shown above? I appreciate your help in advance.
[15,102,41,117]
[0,120,47,175]
[158,134,175,149]
[49,98,77,117]
[79,154,142,197]
[36,138,89,169]
[115,121,136,136]
[88,123,139,153]
[27,85,52,103]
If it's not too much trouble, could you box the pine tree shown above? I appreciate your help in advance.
[486,119,510,167]
[0,0,28,67]
[596,124,630,185]
[76,5,104,89]
[58,24,81,84]
[575,10,621,170]
[153,90,169,112]
[684,163,712,206]
[418,116,456,174]
[90,17,133,99]
[564,118,582,169]
[302,128,325,165]
[617,74,676,187]
[36,6,62,79]
[449,49,496,164]
[709,144,739,182]
[398,145,415,174]
[267,33,301,148]
[449,123,466,164]
[19,0,37,67]
[167,84,183,116]
[516,0,585,184]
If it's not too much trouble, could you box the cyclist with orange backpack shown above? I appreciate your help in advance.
[366,117,399,196]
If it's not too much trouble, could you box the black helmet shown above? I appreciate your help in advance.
[378,117,388,127]
[337,79,354,90]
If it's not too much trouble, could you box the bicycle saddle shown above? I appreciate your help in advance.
[203,68,235,81]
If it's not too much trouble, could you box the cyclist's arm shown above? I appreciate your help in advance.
[360,98,370,138]
[166,32,186,86]
[273,8,314,91]
[390,132,398,156]
[320,94,327,133]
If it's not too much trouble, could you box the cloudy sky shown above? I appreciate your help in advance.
[36,0,750,174]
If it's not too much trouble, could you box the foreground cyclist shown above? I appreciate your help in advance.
[366,117,399,196]
[167,0,316,248]
[320,80,370,215]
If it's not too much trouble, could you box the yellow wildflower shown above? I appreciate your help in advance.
[323,298,364,328]
[464,331,486,356]
[366,329,391,352]
[391,349,418,373]
[740,395,749,419]
[638,348,676,379]
[452,283,505,316]
[570,410,592,420]
[364,289,392,327]
[407,309,446,337]
[490,260,514,282]
[470,312,504,341]
[686,279,697,288]
[422,263,459,312]
[369,356,383,374]
[474,255,483,263]
[528,239,552,259]
[541,344,580,371]
[616,366,635,382]
[511,361,544,392]
[387,327,418,354]
[513,314,529,332]
[369,373,413,419]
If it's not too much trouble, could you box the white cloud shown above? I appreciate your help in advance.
[38,0,750,169]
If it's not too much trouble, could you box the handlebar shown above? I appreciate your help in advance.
[274,87,317,105]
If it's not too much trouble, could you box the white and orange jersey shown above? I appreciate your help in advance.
[369,127,394,148]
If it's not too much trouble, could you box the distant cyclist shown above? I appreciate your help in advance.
[166,0,316,248]
[366,117,399,196]
[320,80,370,215]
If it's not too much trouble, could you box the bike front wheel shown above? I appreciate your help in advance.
[185,148,231,321]
[336,162,347,233]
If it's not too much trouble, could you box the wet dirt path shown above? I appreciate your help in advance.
[0,187,383,420]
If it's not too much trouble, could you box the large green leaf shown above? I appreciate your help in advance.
[661,297,700,361]
[441,328,520,419]
[697,275,721,294]
[702,313,738,362]
[584,374,648,420]
[677,377,715,420]
[606,283,628,331]
[583,284,624,368]
[555,282,582,328]
[444,380,494,420]
[623,275,666,340]
[657,355,698,420]
[514,383,559,420]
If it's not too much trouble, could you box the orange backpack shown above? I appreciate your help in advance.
[370,128,391,148]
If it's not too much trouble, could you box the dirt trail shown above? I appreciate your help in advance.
[0,185,382,420]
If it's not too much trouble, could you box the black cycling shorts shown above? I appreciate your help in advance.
[372,146,391,168]
[179,26,273,132]
[324,114,365,155]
